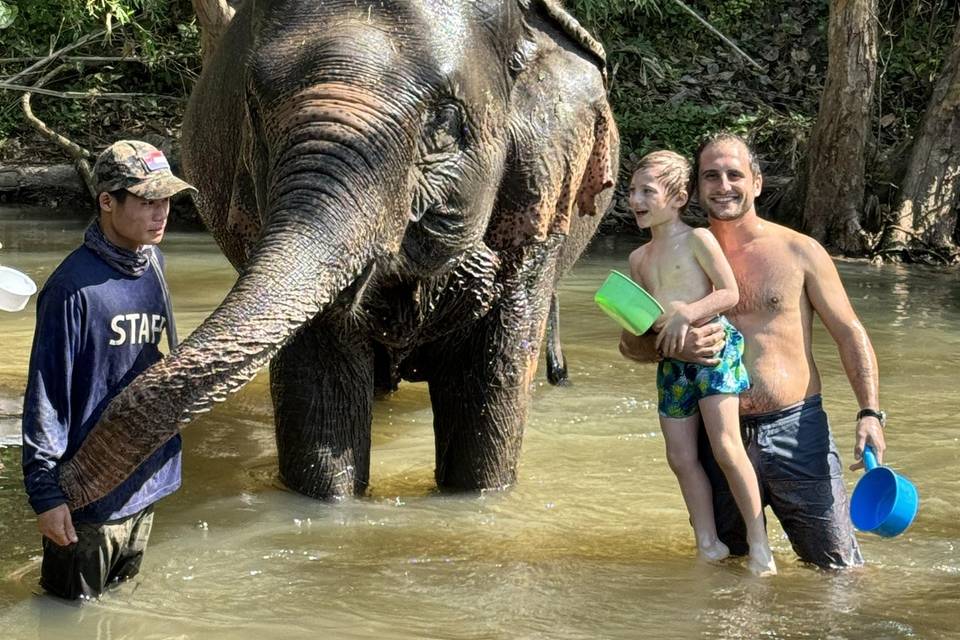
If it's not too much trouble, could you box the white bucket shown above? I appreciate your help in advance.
[0,266,38,312]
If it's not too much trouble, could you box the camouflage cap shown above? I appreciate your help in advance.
[93,140,197,199]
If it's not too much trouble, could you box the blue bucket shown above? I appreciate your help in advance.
[850,446,919,537]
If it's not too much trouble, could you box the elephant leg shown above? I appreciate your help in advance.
[545,293,569,386]
[270,316,373,499]
[427,239,561,490]
[372,341,400,397]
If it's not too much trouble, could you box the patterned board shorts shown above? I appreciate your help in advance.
[656,316,750,418]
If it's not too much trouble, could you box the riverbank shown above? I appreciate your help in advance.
[0,126,203,227]
[0,154,792,238]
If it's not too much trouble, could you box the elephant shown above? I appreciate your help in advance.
[59,0,619,507]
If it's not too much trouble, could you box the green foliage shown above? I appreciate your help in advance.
[619,103,730,156]
[700,0,766,31]
[0,0,956,185]
[875,0,958,146]
[569,0,955,180]
[0,1,18,30]
[0,0,199,152]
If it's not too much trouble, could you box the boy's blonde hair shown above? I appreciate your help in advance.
[634,150,691,210]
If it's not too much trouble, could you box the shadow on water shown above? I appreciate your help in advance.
[1,211,959,638]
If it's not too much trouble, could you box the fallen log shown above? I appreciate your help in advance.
[0,163,202,226]
[0,164,88,208]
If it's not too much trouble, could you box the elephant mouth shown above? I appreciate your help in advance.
[417,204,465,236]
[400,204,472,276]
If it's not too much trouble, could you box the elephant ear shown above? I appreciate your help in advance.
[525,0,608,87]
[485,1,618,251]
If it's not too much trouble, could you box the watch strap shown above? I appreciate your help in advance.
[856,408,885,425]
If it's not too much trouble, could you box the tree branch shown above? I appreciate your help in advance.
[0,82,184,102]
[1,28,107,85]
[669,0,764,71]
[192,0,236,63]
[1,56,146,64]
[20,64,96,198]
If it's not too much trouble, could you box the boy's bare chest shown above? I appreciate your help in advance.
[638,242,703,290]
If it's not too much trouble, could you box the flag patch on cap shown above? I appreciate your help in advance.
[143,150,170,171]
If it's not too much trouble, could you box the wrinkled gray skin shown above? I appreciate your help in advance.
[60,0,619,506]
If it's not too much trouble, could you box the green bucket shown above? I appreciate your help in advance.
[594,270,664,336]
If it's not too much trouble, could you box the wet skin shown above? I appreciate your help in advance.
[622,140,885,463]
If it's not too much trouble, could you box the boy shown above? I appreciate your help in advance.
[22,140,195,599]
[624,150,775,576]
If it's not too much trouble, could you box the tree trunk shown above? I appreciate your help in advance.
[191,0,236,64]
[801,0,878,254]
[885,17,960,261]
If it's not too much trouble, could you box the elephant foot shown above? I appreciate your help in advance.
[429,361,526,494]
[271,314,374,501]
[435,463,517,493]
[280,452,368,499]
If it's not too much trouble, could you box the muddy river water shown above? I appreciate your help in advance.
[0,207,958,639]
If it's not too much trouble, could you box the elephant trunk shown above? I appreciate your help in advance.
[60,186,387,509]
[60,83,414,508]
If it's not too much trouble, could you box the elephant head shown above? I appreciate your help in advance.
[60,0,618,507]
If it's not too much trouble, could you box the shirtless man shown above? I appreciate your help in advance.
[620,132,886,568]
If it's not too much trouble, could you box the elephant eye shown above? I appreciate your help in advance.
[424,102,466,152]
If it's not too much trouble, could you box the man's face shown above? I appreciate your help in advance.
[628,168,684,230]
[696,141,762,221]
[100,192,171,250]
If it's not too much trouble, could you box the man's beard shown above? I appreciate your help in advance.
[703,196,749,221]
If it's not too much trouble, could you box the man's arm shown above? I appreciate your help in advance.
[619,324,727,365]
[802,238,885,466]
[619,329,660,362]
[22,285,81,546]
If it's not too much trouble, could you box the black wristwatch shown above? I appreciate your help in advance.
[856,408,886,427]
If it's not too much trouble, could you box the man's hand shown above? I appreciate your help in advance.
[37,504,77,547]
[672,320,726,365]
[850,415,886,471]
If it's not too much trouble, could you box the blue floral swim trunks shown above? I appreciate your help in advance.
[656,316,750,418]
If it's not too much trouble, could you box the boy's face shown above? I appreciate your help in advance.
[628,168,685,230]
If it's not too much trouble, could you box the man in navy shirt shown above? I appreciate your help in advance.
[22,140,196,599]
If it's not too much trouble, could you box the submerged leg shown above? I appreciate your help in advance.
[427,243,559,490]
[660,414,730,562]
[270,315,373,499]
[700,394,776,576]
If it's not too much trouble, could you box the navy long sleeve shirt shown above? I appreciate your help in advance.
[22,245,181,524]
